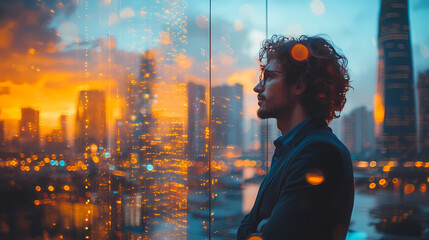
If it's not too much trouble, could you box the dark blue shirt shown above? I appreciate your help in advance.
[271,118,312,170]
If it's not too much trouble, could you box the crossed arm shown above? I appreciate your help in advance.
[237,143,345,240]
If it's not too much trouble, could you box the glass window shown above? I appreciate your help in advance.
[1,0,429,239]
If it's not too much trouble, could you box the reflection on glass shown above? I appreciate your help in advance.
[1,0,429,239]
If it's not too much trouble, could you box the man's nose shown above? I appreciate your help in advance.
[254,82,263,93]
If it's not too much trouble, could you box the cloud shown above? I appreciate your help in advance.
[119,7,135,19]
[0,0,76,55]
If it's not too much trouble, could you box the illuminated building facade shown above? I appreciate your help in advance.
[126,50,156,162]
[418,70,429,156]
[374,0,416,159]
[343,106,375,159]
[186,82,209,237]
[123,50,157,237]
[212,83,244,157]
[19,107,40,153]
[75,90,107,153]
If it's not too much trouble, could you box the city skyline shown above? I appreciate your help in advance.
[1,0,429,139]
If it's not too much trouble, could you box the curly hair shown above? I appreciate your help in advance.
[258,34,351,123]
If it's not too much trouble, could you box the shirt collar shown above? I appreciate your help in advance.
[273,117,312,148]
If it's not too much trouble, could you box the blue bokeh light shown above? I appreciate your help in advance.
[50,160,55,166]
[59,160,65,166]
[104,152,111,158]
[147,164,153,171]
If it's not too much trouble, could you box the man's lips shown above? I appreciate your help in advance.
[257,96,265,106]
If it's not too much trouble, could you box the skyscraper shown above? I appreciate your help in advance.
[0,120,5,151]
[186,82,208,161]
[59,115,67,145]
[75,90,107,153]
[45,115,68,153]
[123,50,157,238]
[418,70,429,156]
[342,106,375,159]
[374,0,416,159]
[211,83,244,156]
[19,107,40,153]
[125,50,156,164]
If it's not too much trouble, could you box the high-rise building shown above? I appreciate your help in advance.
[45,115,68,153]
[342,106,375,159]
[0,120,5,151]
[211,83,244,157]
[122,50,157,238]
[59,115,67,145]
[186,82,208,161]
[125,50,156,163]
[75,90,107,153]
[418,70,429,156]
[19,107,40,153]
[374,0,416,159]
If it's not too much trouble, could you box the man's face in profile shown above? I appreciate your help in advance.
[254,59,298,120]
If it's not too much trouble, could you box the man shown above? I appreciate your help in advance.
[237,35,354,240]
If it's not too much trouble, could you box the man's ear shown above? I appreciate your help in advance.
[295,81,307,95]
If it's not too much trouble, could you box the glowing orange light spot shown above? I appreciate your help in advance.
[48,186,54,192]
[247,236,263,240]
[369,161,377,167]
[64,185,70,191]
[392,178,399,184]
[291,43,309,61]
[415,161,423,167]
[382,166,390,172]
[130,158,137,164]
[305,170,324,185]
[35,186,41,191]
[369,183,376,189]
[34,200,40,205]
[374,94,385,123]
[44,158,50,163]
[28,48,36,55]
[93,157,99,163]
[379,179,386,185]
[34,166,40,171]
[90,144,98,153]
[404,184,415,195]
[420,184,427,193]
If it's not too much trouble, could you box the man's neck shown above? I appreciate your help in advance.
[276,104,309,135]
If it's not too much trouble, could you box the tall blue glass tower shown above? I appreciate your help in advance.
[375,0,417,159]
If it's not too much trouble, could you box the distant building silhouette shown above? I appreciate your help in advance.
[418,70,429,156]
[374,0,416,159]
[186,82,208,161]
[44,115,68,154]
[343,106,375,159]
[0,120,5,151]
[75,90,107,153]
[19,107,40,153]
[125,50,156,162]
[211,83,243,157]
